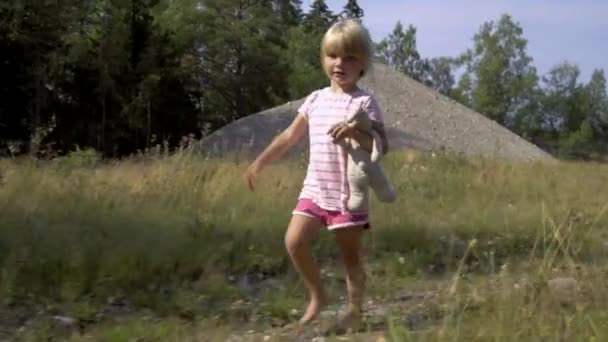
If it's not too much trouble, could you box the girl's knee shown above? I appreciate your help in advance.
[285,215,321,254]
[285,228,309,254]
[284,233,301,254]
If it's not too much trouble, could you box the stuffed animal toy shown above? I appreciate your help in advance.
[337,109,397,212]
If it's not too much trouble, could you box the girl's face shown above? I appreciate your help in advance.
[322,50,364,91]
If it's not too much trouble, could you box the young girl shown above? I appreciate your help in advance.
[244,19,388,333]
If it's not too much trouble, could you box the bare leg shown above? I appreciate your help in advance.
[285,214,327,324]
[333,226,366,333]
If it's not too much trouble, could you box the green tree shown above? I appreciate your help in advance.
[303,0,335,33]
[58,0,199,154]
[454,14,539,128]
[539,62,600,157]
[450,73,473,108]
[540,62,587,135]
[271,0,303,26]
[341,0,364,19]
[0,0,78,153]
[375,21,429,83]
[197,0,290,125]
[150,0,202,51]
[585,69,608,139]
[284,26,327,99]
[0,0,296,157]
[426,57,456,96]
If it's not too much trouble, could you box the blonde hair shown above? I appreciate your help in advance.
[320,19,373,76]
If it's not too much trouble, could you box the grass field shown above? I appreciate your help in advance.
[1,148,608,340]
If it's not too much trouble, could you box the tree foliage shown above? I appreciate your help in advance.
[375,21,428,83]
[1,2,606,160]
[454,15,539,128]
[341,0,364,19]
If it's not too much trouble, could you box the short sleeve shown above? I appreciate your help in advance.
[297,90,319,120]
[362,96,384,123]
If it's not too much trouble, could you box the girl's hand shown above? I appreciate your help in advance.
[243,162,261,192]
[327,122,356,142]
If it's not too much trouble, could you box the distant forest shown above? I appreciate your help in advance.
[2,0,607,159]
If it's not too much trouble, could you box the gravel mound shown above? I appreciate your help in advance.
[200,63,553,162]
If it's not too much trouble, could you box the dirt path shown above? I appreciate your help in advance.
[226,289,440,342]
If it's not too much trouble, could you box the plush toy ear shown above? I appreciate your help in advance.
[350,108,366,121]
[351,109,372,131]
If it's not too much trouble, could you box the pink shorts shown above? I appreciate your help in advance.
[292,198,370,230]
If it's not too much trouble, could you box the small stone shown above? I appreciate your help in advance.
[52,315,78,329]
[263,335,271,341]
[319,310,338,319]
[372,306,388,317]
[260,277,284,291]
[548,277,578,303]
[107,296,126,307]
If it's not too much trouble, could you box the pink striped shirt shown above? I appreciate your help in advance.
[297,87,384,213]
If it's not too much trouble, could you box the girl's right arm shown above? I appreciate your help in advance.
[244,114,308,191]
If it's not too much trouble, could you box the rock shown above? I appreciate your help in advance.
[259,277,285,292]
[52,315,79,330]
[547,277,578,304]
[106,296,126,306]
[237,275,256,294]
[319,309,339,320]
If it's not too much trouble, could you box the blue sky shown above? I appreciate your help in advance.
[303,0,608,83]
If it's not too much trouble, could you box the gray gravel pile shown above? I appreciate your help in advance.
[200,63,553,162]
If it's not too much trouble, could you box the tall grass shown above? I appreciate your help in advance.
[1,149,607,313]
[387,203,608,341]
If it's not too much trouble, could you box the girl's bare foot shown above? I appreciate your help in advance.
[299,293,327,324]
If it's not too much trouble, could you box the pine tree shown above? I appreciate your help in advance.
[341,0,364,19]
[375,21,429,82]
[303,0,335,33]
[272,0,303,25]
